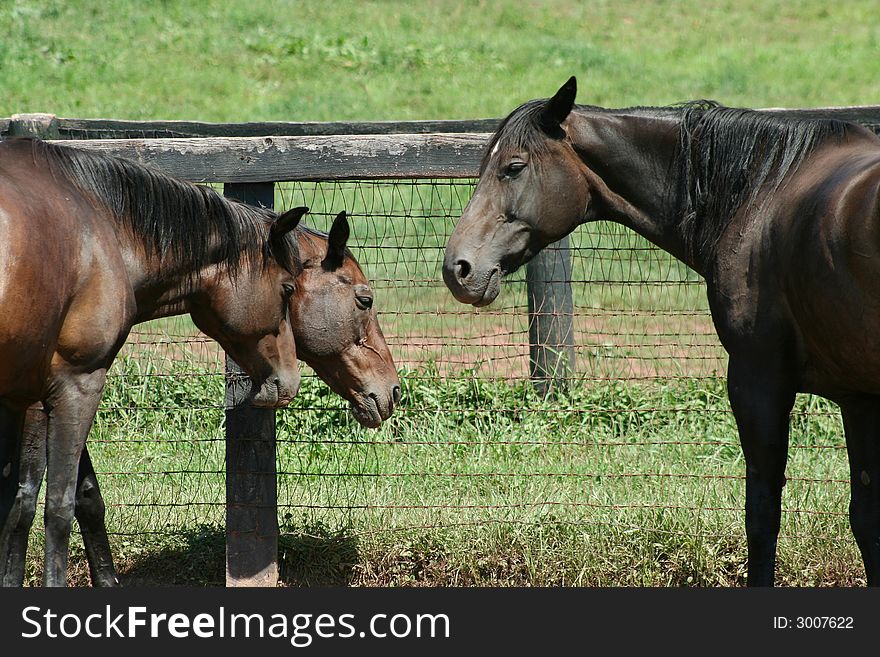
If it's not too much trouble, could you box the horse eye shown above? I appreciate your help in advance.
[503,162,527,179]
[355,295,373,309]
[282,283,295,298]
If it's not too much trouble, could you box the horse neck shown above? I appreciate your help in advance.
[125,215,265,324]
[566,109,700,272]
[129,260,232,324]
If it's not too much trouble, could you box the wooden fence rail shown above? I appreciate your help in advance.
[5,107,880,140]
[5,105,880,585]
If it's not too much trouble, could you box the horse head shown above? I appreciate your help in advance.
[291,211,401,427]
[443,77,588,306]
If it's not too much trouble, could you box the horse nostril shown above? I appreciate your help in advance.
[455,259,472,282]
[392,385,402,405]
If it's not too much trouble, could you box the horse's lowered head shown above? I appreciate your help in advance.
[443,76,589,306]
[291,211,401,428]
[189,206,308,408]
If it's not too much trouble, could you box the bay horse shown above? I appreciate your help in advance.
[39,210,402,586]
[443,77,880,586]
[0,137,304,586]
[290,212,401,429]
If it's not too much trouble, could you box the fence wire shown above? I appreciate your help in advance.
[79,177,855,584]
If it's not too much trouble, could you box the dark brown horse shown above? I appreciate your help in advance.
[444,77,880,586]
[54,210,401,586]
[0,137,304,586]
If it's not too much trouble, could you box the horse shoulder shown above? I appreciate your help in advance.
[0,183,87,397]
[741,146,880,395]
[789,148,880,287]
[53,215,137,369]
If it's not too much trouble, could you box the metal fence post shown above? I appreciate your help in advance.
[526,236,576,396]
[222,182,279,587]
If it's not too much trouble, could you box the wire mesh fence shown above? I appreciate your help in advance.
[70,176,858,585]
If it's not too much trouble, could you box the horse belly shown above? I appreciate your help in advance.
[794,298,880,397]
[789,243,880,396]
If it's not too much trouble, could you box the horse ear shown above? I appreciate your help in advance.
[322,211,350,270]
[271,206,308,238]
[540,76,577,135]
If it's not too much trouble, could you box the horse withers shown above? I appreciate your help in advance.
[0,137,304,586]
[443,77,880,586]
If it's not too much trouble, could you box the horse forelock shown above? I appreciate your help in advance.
[37,140,291,276]
[266,222,306,279]
[294,223,357,271]
[480,99,557,174]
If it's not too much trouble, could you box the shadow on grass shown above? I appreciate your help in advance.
[278,522,359,586]
[115,523,359,587]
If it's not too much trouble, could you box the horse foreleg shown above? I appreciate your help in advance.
[0,405,28,585]
[75,445,118,586]
[43,370,107,587]
[0,405,47,586]
[0,405,23,524]
[840,396,880,586]
[727,356,795,587]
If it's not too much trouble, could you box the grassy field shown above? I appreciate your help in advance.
[2,0,879,120]
[5,1,879,586]
[24,363,857,587]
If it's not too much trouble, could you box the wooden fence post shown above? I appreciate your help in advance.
[8,113,60,139]
[222,182,279,587]
[526,236,576,396]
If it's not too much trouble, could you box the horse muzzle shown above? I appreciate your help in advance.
[442,254,502,307]
[250,373,300,409]
[349,384,402,428]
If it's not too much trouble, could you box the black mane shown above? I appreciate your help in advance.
[31,139,299,276]
[673,103,854,263]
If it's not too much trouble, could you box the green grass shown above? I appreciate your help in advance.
[23,362,859,587]
[2,0,879,122]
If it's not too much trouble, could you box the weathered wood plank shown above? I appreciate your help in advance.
[49,133,491,182]
[759,105,880,126]
[4,105,880,140]
[49,117,501,139]
[0,104,871,184]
